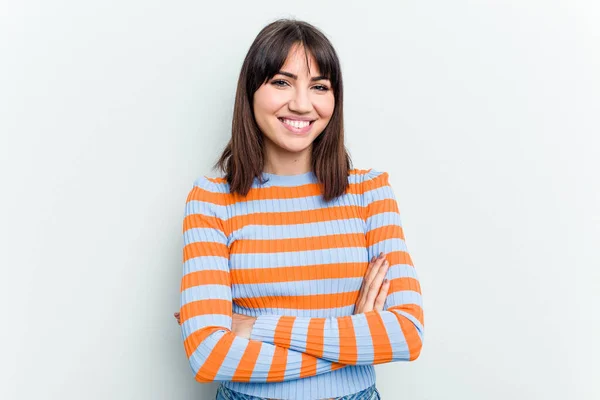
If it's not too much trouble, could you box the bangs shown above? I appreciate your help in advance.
[246,23,341,96]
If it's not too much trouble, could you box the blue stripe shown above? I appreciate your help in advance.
[186,193,363,220]
[366,212,402,229]
[233,304,355,318]
[197,172,375,193]
[213,336,246,380]
[181,285,231,303]
[365,185,395,203]
[284,350,303,381]
[181,314,231,341]
[184,227,227,245]
[352,314,374,364]
[230,218,365,240]
[250,344,274,382]
[185,200,228,220]
[230,247,368,269]
[289,317,310,353]
[387,264,418,279]
[385,291,423,309]
[232,278,362,298]
[378,311,407,360]
[183,255,228,275]
[322,317,340,362]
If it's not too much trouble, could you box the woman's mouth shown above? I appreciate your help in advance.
[278,117,315,135]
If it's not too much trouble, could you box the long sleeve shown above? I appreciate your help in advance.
[179,177,347,383]
[250,170,424,365]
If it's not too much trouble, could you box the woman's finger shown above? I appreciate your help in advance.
[357,257,373,293]
[355,254,387,313]
[364,259,389,307]
[373,279,390,311]
[361,255,379,287]
[355,256,381,313]
[362,254,386,292]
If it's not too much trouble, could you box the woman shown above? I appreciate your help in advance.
[175,19,424,400]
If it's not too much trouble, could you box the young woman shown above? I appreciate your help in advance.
[175,19,424,400]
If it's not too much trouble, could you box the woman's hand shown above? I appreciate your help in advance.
[354,252,390,314]
[231,313,257,340]
[173,312,256,340]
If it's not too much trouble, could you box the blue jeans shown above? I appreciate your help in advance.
[215,384,380,400]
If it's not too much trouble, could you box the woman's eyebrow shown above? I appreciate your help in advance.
[277,70,330,81]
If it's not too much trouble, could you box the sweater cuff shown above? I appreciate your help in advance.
[250,315,282,343]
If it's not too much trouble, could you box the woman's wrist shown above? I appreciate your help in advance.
[232,313,257,340]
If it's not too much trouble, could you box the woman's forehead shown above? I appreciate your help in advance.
[280,46,322,77]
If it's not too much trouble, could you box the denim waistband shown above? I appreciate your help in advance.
[215,383,380,400]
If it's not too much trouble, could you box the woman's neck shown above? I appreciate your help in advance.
[262,138,313,176]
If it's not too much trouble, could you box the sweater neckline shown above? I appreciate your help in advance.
[258,170,317,187]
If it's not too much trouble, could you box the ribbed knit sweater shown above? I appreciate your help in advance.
[179,168,424,399]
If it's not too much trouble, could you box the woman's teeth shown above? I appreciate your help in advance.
[280,118,311,128]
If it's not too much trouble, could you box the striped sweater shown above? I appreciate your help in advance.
[179,168,424,399]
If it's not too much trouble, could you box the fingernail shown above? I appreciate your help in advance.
[384,279,388,283]
[378,252,384,259]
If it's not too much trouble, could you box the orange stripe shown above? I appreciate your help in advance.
[183,241,228,263]
[195,334,235,382]
[273,316,296,347]
[228,205,363,230]
[236,232,365,253]
[180,299,231,324]
[330,361,346,371]
[365,198,401,219]
[234,291,358,310]
[188,169,376,206]
[185,181,389,235]
[389,303,425,327]
[183,213,226,233]
[337,315,357,364]
[391,311,423,361]
[365,250,414,268]
[183,326,222,358]
[388,277,421,296]
[361,171,389,193]
[365,312,393,364]
[305,318,326,358]
[266,347,289,382]
[181,270,230,291]
[231,262,367,284]
[300,352,317,378]
[232,340,262,382]
[365,223,405,244]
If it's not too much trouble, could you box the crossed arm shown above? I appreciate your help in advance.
[178,171,424,383]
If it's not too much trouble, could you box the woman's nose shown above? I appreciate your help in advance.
[288,89,312,113]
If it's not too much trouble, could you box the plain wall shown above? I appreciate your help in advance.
[1,0,598,399]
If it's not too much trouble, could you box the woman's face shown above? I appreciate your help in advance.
[253,44,335,158]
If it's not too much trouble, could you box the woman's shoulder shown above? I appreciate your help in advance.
[349,167,389,185]
[191,173,229,192]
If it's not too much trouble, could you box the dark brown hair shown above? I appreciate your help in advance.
[213,18,352,202]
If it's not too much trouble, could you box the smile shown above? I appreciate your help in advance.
[278,117,315,134]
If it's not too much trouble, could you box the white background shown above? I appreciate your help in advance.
[1,1,598,399]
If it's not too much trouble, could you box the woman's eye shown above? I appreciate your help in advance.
[313,85,330,92]
[271,79,289,87]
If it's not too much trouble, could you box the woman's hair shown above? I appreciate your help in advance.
[213,18,352,202]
